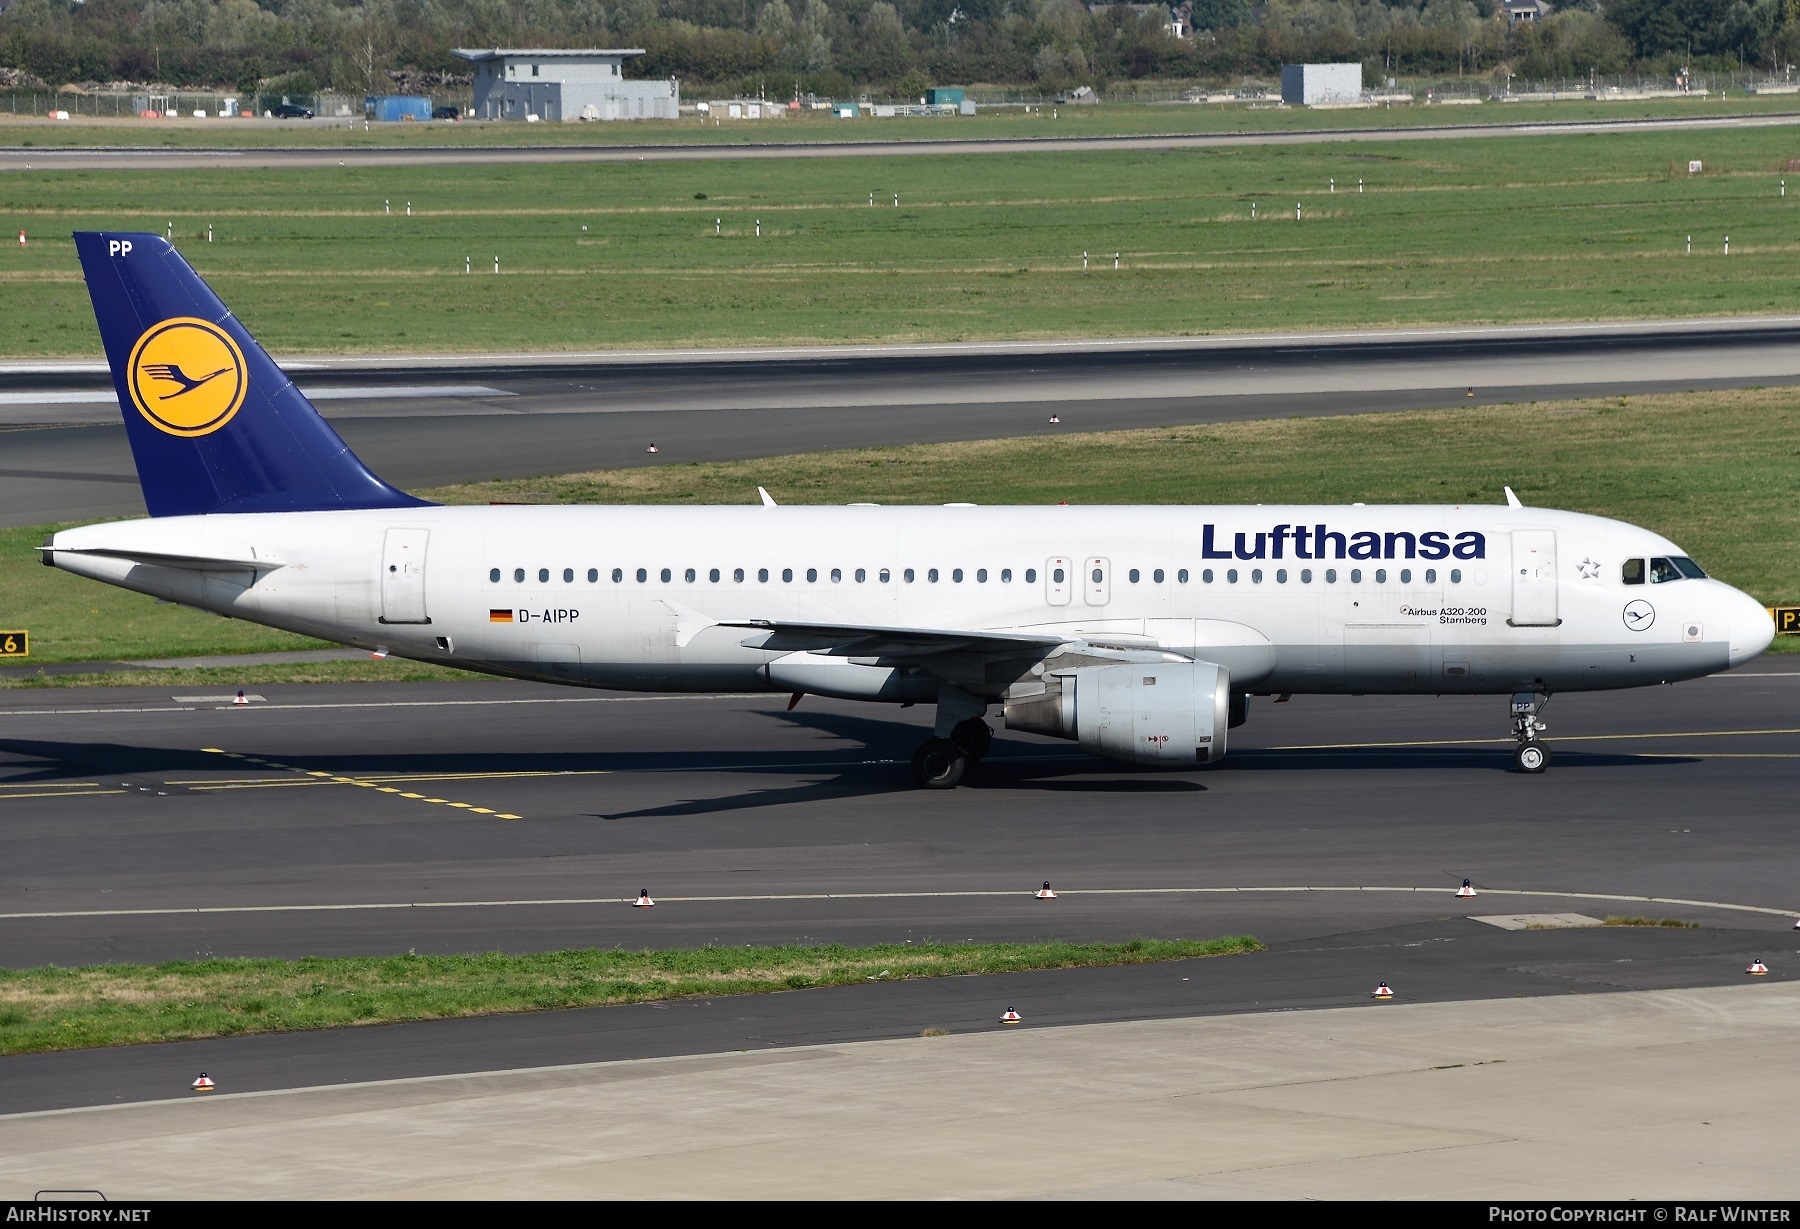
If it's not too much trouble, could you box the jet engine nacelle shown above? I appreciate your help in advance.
[1002,661,1231,766]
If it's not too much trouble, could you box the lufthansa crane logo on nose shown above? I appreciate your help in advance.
[1622,599,1655,632]
[126,317,247,437]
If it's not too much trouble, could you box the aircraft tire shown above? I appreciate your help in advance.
[1513,742,1550,773]
[911,738,968,789]
[949,718,992,762]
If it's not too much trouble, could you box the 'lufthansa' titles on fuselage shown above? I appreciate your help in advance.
[1200,525,1487,562]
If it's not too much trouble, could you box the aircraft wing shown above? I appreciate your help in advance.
[723,619,1069,659]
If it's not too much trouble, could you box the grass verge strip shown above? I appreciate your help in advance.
[0,937,1259,1055]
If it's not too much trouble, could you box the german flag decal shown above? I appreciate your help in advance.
[489,609,514,623]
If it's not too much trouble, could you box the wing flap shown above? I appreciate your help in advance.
[724,619,1067,659]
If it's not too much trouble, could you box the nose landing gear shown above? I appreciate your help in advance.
[1510,691,1551,773]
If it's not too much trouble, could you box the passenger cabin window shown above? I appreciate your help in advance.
[782,568,794,583]
[879,568,890,583]
[1025,569,1036,583]
[1001,569,1012,583]
[1623,559,1645,585]
[538,568,549,583]
[806,568,818,583]
[709,568,720,582]
[612,568,623,583]
[952,568,963,583]
[1128,569,1140,583]
[685,568,696,583]
[489,568,501,583]
[588,568,599,582]
[1450,568,1461,583]
[734,568,745,582]
[1177,569,1188,583]
[660,568,672,583]
[758,568,769,582]
[563,568,574,583]
[1227,569,1239,583]
[1051,567,1064,584]
[636,568,648,583]
[904,568,915,582]
[1153,569,1164,583]
[928,568,940,583]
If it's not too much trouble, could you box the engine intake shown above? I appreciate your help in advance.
[1002,661,1231,766]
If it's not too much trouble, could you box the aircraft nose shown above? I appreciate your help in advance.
[1726,588,1775,667]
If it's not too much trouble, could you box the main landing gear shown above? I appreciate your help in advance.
[911,718,992,789]
[1510,691,1551,773]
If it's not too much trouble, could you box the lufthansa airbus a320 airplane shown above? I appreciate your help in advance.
[44,233,1775,786]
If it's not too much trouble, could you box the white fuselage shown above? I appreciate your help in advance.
[48,503,1773,703]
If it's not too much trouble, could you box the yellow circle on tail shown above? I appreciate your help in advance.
[127,317,247,437]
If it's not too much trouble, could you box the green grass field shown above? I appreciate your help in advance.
[5,125,1800,356]
[4,94,1796,148]
[0,937,1259,1053]
[5,388,1792,679]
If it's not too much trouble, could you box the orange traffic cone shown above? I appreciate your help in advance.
[233,690,248,706]
[1372,982,1394,999]
[191,1073,215,1092]
[999,1008,1022,1024]
[1748,959,1769,976]
[633,888,655,908]
[1456,879,1476,898]
[1035,881,1057,900]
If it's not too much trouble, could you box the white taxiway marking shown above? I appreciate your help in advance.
[0,885,1791,923]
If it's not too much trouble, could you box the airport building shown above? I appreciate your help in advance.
[1280,62,1363,106]
[453,48,679,121]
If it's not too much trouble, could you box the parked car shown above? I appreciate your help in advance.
[432,105,461,121]
[272,103,314,119]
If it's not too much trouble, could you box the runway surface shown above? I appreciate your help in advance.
[4,110,1798,171]
[7,319,1800,525]
[1,658,1794,1108]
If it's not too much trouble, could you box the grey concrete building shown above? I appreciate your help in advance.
[453,49,679,121]
[1280,63,1363,106]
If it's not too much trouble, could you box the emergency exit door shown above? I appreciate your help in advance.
[379,528,431,624]
[1508,530,1559,627]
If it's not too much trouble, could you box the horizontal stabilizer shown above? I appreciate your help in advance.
[42,545,281,572]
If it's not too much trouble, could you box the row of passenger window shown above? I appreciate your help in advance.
[487,565,1465,586]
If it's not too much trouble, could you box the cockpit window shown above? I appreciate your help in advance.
[1622,559,1644,586]
[1671,556,1707,579]
[1648,557,1682,584]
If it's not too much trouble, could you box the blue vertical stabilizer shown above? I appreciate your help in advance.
[74,231,431,517]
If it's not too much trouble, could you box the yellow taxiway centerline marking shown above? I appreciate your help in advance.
[197,749,523,819]
[0,789,127,801]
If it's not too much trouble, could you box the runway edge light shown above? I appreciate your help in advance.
[1035,881,1057,900]
[1372,982,1394,999]
[633,888,655,908]
[1457,879,1477,898]
[1748,959,1769,976]
[191,1073,215,1092]
[1000,1008,1022,1024]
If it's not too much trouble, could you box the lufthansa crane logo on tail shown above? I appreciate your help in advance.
[126,317,247,437]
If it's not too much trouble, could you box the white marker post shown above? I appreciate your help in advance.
[716,217,721,235]
[385,199,390,215]
[1686,234,1691,254]
[1114,252,1119,269]
[869,192,873,206]
[893,193,898,207]
[206,225,213,243]
[465,255,470,274]
[1359,179,1364,193]
[1330,178,1335,193]
[756,219,761,237]
[1083,251,1088,272]
[493,254,499,273]
[1295,202,1301,220]
[1251,202,1256,219]
[405,202,412,217]
[1724,235,1730,255]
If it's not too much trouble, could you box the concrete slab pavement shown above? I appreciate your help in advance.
[3,983,1794,1200]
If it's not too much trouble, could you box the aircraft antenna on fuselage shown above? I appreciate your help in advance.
[1504,486,1524,509]
[758,486,778,508]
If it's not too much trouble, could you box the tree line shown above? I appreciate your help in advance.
[2,0,1797,95]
